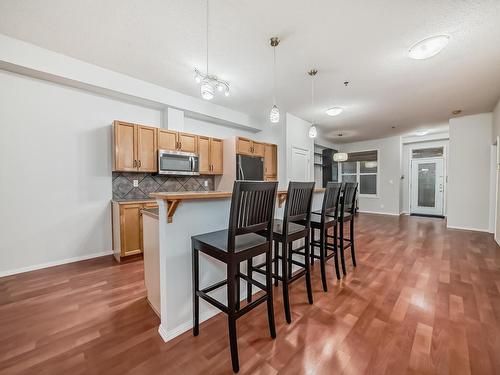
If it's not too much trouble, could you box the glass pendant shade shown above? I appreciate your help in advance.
[270,105,280,123]
[333,152,348,162]
[308,125,317,138]
[200,81,214,100]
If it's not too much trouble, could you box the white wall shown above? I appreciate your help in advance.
[340,136,401,215]
[0,71,161,276]
[493,98,500,243]
[401,138,449,214]
[285,113,314,182]
[447,113,493,232]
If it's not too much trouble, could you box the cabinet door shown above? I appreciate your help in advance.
[158,129,178,151]
[236,137,253,156]
[120,204,143,256]
[178,133,197,154]
[198,136,211,174]
[253,141,265,157]
[114,121,137,171]
[264,143,277,177]
[137,125,157,172]
[210,138,224,175]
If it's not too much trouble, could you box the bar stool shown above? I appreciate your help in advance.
[310,182,342,291]
[338,182,358,275]
[248,181,315,324]
[191,181,278,373]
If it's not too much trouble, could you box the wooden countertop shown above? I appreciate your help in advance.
[150,188,325,223]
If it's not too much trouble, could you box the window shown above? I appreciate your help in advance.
[341,150,378,196]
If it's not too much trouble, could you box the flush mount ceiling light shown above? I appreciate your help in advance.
[415,129,429,136]
[269,37,280,123]
[452,109,462,115]
[308,69,318,139]
[333,152,348,162]
[325,107,343,116]
[193,0,229,100]
[408,35,450,60]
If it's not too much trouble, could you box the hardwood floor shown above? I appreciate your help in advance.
[1,214,499,374]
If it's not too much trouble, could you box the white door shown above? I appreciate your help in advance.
[290,146,310,181]
[410,157,444,216]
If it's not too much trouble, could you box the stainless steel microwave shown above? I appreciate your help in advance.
[158,149,199,175]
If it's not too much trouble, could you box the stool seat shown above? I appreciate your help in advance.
[310,214,337,226]
[193,230,267,253]
[312,209,351,221]
[272,219,306,235]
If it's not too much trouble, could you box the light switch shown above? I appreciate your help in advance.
[133,179,139,187]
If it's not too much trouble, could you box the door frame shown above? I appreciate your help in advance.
[289,145,311,182]
[410,156,445,216]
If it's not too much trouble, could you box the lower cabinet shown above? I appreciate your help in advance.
[112,201,158,261]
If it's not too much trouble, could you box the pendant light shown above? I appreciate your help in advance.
[308,69,318,138]
[269,37,280,123]
[194,0,229,100]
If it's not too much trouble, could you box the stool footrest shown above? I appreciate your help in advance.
[197,291,229,314]
[201,279,227,294]
[239,273,267,292]
[235,295,268,319]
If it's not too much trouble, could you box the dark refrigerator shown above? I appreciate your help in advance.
[322,148,339,187]
[236,155,264,180]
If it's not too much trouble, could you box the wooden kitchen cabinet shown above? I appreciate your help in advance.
[113,121,137,171]
[264,143,278,180]
[236,137,265,157]
[113,121,157,172]
[158,129,197,153]
[198,136,223,175]
[157,129,178,151]
[112,201,158,261]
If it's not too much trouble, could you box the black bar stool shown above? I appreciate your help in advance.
[338,182,358,275]
[310,182,342,291]
[191,181,278,373]
[249,181,315,324]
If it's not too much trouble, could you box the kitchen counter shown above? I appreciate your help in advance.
[150,188,326,222]
[112,198,156,204]
[151,186,326,343]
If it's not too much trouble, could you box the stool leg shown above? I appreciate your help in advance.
[333,224,341,280]
[192,244,199,336]
[288,242,293,278]
[227,263,239,373]
[274,240,279,287]
[236,263,240,311]
[319,227,328,292]
[350,218,357,267]
[340,220,347,276]
[310,228,315,266]
[304,233,313,304]
[265,249,277,339]
[281,240,292,323]
[246,258,252,303]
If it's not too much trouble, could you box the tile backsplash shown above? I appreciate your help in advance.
[112,172,215,200]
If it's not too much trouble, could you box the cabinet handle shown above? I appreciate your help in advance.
[179,142,182,149]
[138,160,141,168]
[133,160,137,167]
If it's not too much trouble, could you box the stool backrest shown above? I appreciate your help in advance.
[283,181,315,232]
[227,181,278,251]
[341,182,358,216]
[320,182,342,222]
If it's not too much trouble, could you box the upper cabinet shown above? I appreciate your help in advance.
[198,136,223,175]
[158,129,197,154]
[236,137,265,157]
[113,121,157,172]
[264,143,278,180]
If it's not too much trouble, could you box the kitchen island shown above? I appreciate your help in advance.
[150,188,325,342]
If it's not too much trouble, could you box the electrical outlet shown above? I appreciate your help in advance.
[380,204,385,209]
[133,179,139,188]
[204,180,208,187]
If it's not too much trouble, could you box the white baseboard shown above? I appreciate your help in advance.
[0,250,114,278]
[358,210,401,216]
[446,225,490,233]
[159,309,217,343]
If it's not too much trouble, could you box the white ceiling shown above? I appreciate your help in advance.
[1,0,500,142]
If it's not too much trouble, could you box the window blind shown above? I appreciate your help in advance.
[347,150,377,162]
